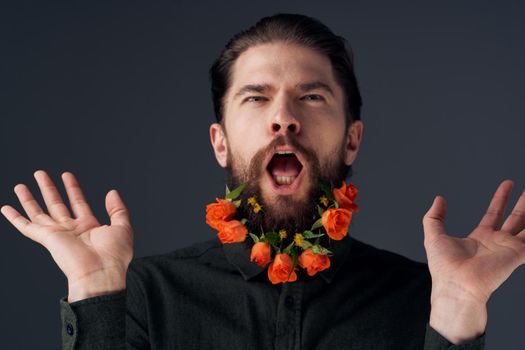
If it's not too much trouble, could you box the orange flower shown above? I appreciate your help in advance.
[298,248,331,276]
[333,181,360,212]
[206,198,236,231]
[267,253,297,284]
[217,220,247,243]
[250,242,271,267]
[321,207,352,240]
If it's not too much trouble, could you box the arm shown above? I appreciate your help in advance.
[422,180,525,347]
[1,170,134,347]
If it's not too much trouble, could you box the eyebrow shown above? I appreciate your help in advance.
[232,81,335,100]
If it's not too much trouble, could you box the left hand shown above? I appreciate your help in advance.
[423,180,525,342]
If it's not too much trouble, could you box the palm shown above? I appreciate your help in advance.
[423,180,525,305]
[1,170,134,285]
[42,218,133,283]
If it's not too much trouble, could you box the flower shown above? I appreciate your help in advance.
[321,207,352,240]
[298,248,331,276]
[207,181,359,283]
[333,181,360,212]
[319,195,329,207]
[252,203,262,213]
[267,253,298,284]
[217,220,248,243]
[250,242,271,267]
[206,198,236,231]
[294,233,304,247]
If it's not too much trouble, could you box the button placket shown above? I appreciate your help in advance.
[274,281,304,350]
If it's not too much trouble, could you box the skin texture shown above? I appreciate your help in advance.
[1,41,524,346]
[209,42,364,221]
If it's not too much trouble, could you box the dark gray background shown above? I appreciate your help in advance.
[1,0,524,348]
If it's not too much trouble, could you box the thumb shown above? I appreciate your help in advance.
[105,189,131,228]
[422,195,447,243]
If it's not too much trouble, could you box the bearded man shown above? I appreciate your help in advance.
[2,13,524,350]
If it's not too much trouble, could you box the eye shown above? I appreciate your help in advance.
[301,94,324,101]
[244,96,268,103]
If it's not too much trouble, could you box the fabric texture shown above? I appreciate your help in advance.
[60,236,485,349]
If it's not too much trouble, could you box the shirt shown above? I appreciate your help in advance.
[59,236,486,349]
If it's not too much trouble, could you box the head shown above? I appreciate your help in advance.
[209,13,364,234]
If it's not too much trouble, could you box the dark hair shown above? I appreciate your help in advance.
[209,13,363,127]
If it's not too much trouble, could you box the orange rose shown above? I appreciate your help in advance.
[206,198,236,231]
[267,253,297,284]
[250,242,271,267]
[322,207,352,240]
[333,181,360,212]
[298,248,331,276]
[217,220,247,243]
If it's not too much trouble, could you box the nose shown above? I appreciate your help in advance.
[269,100,301,136]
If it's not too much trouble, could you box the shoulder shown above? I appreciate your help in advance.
[347,237,431,288]
[127,238,228,281]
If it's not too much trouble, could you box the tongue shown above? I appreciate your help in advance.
[269,155,302,176]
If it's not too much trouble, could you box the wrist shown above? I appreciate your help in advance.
[429,294,487,344]
[67,267,126,303]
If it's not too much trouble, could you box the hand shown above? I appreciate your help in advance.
[423,179,525,343]
[1,170,134,302]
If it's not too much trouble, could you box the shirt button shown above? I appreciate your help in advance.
[66,323,74,336]
[284,295,294,308]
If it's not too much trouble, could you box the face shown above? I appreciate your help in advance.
[210,42,363,233]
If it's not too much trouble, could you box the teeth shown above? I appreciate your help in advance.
[276,151,294,155]
[273,175,296,185]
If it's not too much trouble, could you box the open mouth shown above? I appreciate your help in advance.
[265,150,305,193]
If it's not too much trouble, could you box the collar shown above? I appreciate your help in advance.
[222,233,354,284]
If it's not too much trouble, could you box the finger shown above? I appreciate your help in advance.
[478,180,514,230]
[106,190,131,229]
[34,170,72,221]
[1,205,46,244]
[422,195,447,243]
[61,172,95,219]
[13,184,54,224]
[501,189,525,235]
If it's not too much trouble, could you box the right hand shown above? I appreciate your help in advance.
[1,170,134,302]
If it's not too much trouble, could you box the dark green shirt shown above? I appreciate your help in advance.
[60,236,485,349]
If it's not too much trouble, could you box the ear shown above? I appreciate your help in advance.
[343,120,364,166]
[209,122,229,168]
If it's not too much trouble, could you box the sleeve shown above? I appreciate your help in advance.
[60,291,126,350]
[423,322,485,350]
[59,261,151,349]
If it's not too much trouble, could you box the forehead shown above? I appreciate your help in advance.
[228,42,339,96]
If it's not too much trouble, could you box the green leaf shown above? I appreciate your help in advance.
[283,241,295,255]
[225,184,231,196]
[311,218,323,230]
[303,230,324,239]
[241,218,248,225]
[225,183,246,200]
[287,251,298,280]
[311,245,320,254]
[264,231,280,246]
[317,205,324,216]
[301,240,313,249]
[248,232,259,243]
[233,199,242,208]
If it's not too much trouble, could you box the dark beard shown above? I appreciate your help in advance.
[225,134,351,237]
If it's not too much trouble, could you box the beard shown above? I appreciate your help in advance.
[224,134,352,237]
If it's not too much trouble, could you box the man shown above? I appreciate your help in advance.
[2,13,524,349]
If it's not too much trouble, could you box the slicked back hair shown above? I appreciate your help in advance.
[209,13,363,130]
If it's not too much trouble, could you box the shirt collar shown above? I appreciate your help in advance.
[222,234,354,284]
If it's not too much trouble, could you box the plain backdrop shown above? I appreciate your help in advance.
[1,0,524,348]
